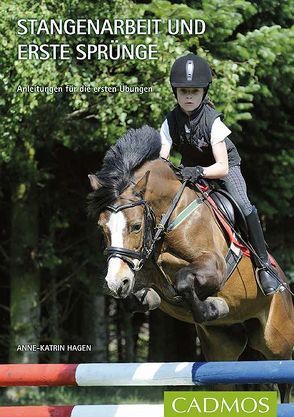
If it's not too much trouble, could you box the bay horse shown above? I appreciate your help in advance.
[88,126,293,397]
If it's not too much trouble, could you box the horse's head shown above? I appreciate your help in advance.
[89,171,153,298]
[87,126,179,298]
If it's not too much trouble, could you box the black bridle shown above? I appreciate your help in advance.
[104,181,187,273]
[104,199,156,271]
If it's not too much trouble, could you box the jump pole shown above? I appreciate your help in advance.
[0,361,293,386]
[0,404,293,417]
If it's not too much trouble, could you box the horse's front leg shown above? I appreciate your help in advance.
[174,251,229,323]
[122,288,161,313]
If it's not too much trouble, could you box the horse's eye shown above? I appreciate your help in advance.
[130,223,142,233]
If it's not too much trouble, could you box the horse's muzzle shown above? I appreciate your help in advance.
[115,277,133,299]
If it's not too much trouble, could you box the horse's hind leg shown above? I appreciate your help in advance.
[245,292,294,403]
[196,324,248,391]
[278,384,292,403]
[197,324,248,361]
[245,317,293,359]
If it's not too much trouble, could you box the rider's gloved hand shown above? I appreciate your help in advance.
[181,166,204,182]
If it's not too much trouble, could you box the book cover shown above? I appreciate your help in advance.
[0,0,293,413]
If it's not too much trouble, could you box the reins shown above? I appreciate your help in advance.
[150,180,188,246]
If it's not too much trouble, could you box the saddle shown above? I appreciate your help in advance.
[206,187,277,277]
[209,188,248,240]
[202,186,250,279]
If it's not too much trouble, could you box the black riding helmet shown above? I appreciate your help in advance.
[170,53,212,98]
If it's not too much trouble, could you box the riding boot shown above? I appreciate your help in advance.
[246,207,285,295]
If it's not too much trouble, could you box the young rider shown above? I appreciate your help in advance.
[160,52,284,296]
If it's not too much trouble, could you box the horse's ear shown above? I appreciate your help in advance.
[88,174,102,190]
[133,171,150,197]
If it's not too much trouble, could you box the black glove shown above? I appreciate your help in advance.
[181,166,204,182]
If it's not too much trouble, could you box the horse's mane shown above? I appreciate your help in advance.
[87,125,161,218]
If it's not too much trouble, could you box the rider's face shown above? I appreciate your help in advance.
[176,87,204,114]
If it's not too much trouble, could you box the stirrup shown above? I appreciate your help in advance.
[255,267,286,296]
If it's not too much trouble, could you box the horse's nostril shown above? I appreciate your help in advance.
[122,278,130,287]
[117,278,132,297]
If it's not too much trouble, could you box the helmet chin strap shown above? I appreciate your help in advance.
[202,86,209,100]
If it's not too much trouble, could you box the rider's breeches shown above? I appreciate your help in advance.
[218,165,253,216]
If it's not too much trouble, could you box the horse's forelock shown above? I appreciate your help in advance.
[87,126,161,218]
[87,186,119,219]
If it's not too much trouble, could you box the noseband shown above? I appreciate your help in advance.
[104,199,156,271]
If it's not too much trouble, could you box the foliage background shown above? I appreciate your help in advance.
[0,0,293,378]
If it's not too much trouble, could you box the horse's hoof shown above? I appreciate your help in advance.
[123,288,161,314]
[140,288,161,310]
[207,297,229,319]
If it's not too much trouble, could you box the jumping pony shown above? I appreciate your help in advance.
[88,126,293,398]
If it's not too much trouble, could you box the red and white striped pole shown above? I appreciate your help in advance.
[0,405,164,417]
[0,362,194,386]
[0,404,293,417]
[0,364,78,386]
[1,361,293,386]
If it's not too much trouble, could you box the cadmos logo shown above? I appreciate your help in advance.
[164,392,277,417]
